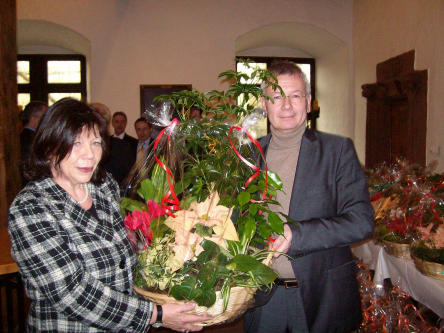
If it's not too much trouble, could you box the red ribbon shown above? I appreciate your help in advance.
[152,119,181,217]
[228,126,269,202]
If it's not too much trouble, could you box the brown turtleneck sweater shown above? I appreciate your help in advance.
[267,121,306,278]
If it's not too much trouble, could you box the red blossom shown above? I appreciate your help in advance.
[265,236,276,245]
[146,200,166,219]
[124,200,166,246]
[370,193,385,201]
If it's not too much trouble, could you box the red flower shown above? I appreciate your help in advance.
[124,200,166,246]
[146,200,166,219]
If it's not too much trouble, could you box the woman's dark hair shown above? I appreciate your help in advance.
[26,98,108,184]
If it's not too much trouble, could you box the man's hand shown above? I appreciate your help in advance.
[269,224,292,257]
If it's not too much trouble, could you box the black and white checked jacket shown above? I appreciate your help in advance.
[8,174,153,332]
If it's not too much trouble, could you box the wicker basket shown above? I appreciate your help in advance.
[411,255,444,281]
[382,240,411,259]
[134,285,256,326]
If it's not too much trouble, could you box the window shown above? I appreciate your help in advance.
[236,57,317,138]
[17,54,86,109]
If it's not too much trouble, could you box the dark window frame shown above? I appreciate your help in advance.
[17,54,87,103]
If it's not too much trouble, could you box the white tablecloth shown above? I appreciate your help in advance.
[351,240,444,318]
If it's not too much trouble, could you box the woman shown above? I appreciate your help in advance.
[8,98,209,332]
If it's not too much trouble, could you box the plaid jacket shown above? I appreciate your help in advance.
[8,174,153,332]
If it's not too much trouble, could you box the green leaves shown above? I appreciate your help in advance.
[137,179,155,202]
[171,240,229,307]
[268,212,284,235]
[193,223,213,237]
[227,254,277,285]
[237,191,250,207]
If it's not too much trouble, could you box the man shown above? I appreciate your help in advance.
[133,117,153,169]
[20,101,48,185]
[103,111,137,185]
[135,117,153,149]
[244,61,374,333]
[111,111,138,147]
[189,107,202,120]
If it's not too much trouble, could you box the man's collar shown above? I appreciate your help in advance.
[138,138,151,149]
[113,132,125,139]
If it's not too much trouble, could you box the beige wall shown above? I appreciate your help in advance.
[353,0,444,171]
[17,0,354,142]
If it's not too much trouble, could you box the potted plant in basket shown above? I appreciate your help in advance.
[367,160,444,270]
[120,62,296,325]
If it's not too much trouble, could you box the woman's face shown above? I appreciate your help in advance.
[52,126,103,188]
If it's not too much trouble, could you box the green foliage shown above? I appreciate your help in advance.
[170,239,277,308]
[411,241,444,264]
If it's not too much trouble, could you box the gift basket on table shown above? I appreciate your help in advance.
[120,64,296,325]
[367,159,444,279]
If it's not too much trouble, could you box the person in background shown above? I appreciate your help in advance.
[90,102,112,136]
[103,111,138,185]
[8,98,210,332]
[134,117,153,152]
[112,111,138,147]
[243,61,374,333]
[189,107,202,120]
[19,100,48,186]
[124,117,154,186]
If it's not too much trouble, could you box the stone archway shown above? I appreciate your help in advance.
[17,19,91,98]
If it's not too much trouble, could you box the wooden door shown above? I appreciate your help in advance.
[362,51,427,169]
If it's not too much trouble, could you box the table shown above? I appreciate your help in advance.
[352,240,444,318]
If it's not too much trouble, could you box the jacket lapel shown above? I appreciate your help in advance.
[288,129,318,218]
[259,129,318,219]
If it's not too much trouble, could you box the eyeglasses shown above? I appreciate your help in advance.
[269,92,307,105]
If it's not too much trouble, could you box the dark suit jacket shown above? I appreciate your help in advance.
[260,129,374,332]
[103,134,138,185]
[123,133,138,149]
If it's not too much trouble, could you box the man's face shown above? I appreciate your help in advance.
[112,115,127,136]
[262,73,311,135]
[135,121,152,142]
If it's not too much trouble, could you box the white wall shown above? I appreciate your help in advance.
[17,0,354,141]
[353,0,444,171]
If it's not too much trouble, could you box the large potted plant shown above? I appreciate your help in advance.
[120,62,296,325]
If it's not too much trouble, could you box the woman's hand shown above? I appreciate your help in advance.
[269,224,292,258]
[152,302,212,332]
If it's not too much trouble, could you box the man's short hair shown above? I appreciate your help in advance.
[262,60,311,95]
[112,111,127,120]
[134,117,151,127]
[21,101,47,125]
